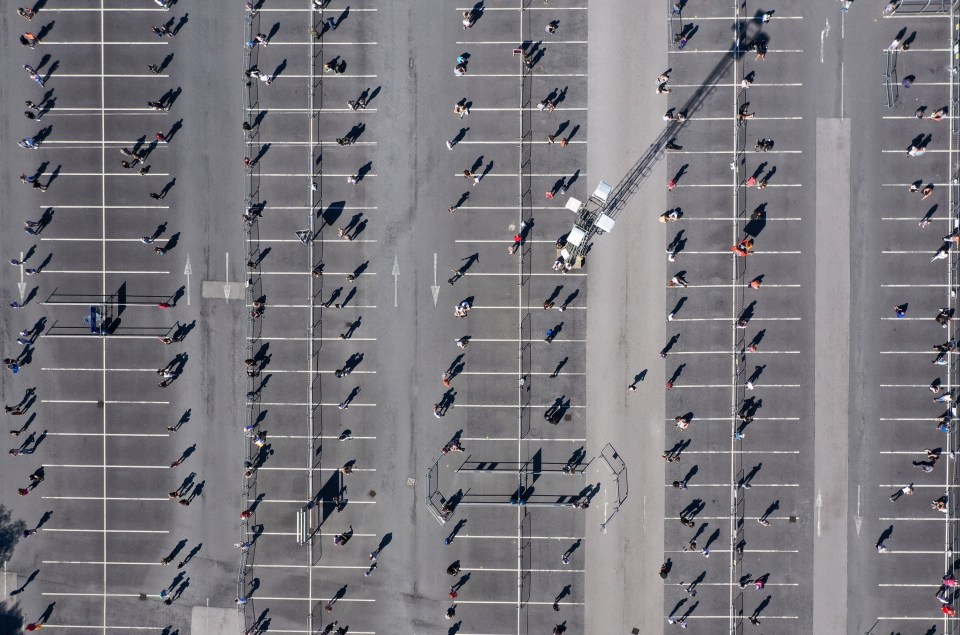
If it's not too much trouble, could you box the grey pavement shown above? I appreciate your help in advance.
[585,0,666,632]
[0,1,959,635]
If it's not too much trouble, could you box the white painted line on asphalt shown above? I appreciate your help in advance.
[258,6,378,10]
[247,108,378,113]
[456,5,587,8]
[668,83,804,88]
[248,499,376,507]
[42,238,175,242]
[37,464,179,469]
[452,172,588,177]
[669,150,803,155]
[229,596,376,603]
[472,107,588,112]
[258,271,378,276]
[43,560,170,565]
[269,368,377,374]
[456,40,587,44]
[42,367,185,372]
[264,205,379,210]
[671,350,801,354]
[881,149,951,154]
[42,496,168,501]
[665,183,803,187]
[460,437,586,442]
[48,433,170,438]
[664,547,799,552]
[270,304,379,309]
[258,239,379,244]
[262,42,379,46]
[666,483,799,487]
[463,73,588,77]
[42,528,170,534]
[866,551,950,555]
[42,399,169,405]
[460,371,586,376]
[38,205,170,209]
[667,317,802,322]
[252,172,378,178]
[667,14,803,20]
[880,48,951,52]
[666,284,802,288]
[678,217,803,221]
[252,337,378,342]
[269,73,378,79]
[666,116,804,121]
[456,403,585,408]
[668,250,803,255]
[686,450,801,454]
[664,417,800,422]
[670,49,805,54]
[672,383,801,388]
[35,41,170,45]
[39,270,170,274]
[258,402,378,407]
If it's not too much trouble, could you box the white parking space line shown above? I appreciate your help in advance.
[41,528,170,534]
[670,49,805,54]
[42,399,169,405]
[42,496,169,501]
[49,433,170,438]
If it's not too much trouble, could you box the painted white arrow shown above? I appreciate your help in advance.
[17,251,25,303]
[431,253,440,306]
[392,256,399,308]
[184,255,192,306]
[223,252,231,300]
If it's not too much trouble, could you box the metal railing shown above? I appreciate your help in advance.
[887,0,956,14]
[886,50,899,109]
